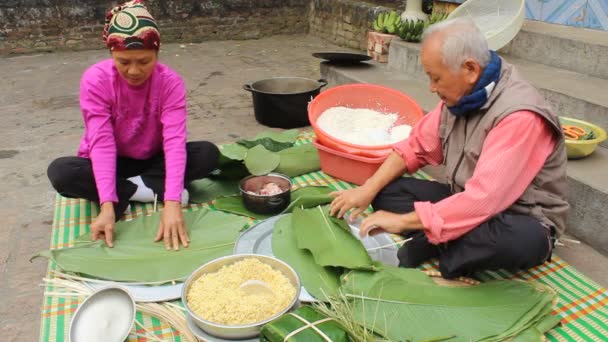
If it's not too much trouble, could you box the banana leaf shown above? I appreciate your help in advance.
[272,215,342,300]
[260,306,348,342]
[254,129,300,143]
[340,266,560,342]
[275,143,321,177]
[219,143,248,161]
[213,186,334,220]
[245,145,280,176]
[213,160,250,180]
[293,206,375,271]
[188,178,240,204]
[213,196,267,219]
[282,186,333,213]
[237,137,294,152]
[34,209,249,283]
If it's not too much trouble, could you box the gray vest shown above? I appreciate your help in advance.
[439,59,569,236]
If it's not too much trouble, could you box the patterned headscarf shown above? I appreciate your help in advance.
[102,0,160,51]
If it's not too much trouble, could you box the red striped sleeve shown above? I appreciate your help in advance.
[415,111,557,244]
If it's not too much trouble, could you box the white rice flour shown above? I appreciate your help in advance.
[317,106,412,146]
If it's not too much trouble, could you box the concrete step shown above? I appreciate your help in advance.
[387,39,608,148]
[500,20,608,80]
[320,61,608,258]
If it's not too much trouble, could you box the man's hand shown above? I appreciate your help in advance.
[329,185,377,220]
[91,202,116,247]
[155,201,189,251]
[329,152,409,221]
[359,210,424,238]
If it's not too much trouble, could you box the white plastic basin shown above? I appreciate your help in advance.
[448,0,525,51]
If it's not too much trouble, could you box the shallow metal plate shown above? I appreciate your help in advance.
[186,314,258,342]
[312,52,372,63]
[86,282,183,303]
[234,214,399,302]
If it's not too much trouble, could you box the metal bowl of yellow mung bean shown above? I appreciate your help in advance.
[182,254,301,339]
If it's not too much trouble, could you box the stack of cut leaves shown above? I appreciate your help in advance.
[334,266,561,341]
[268,206,561,341]
[373,11,402,35]
[397,11,448,42]
[216,129,320,178]
[272,206,376,300]
[188,129,321,204]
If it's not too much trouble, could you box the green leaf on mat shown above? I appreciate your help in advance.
[213,196,270,220]
[238,137,294,152]
[282,186,334,213]
[219,143,248,161]
[341,266,559,342]
[34,209,249,283]
[213,186,334,220]
[188,178,240,204]
[254,129,300,143]
[293,206,374,270]
[272,214,342,300]
[245,145,280,176]
[213,161,250,180]
[275,144,320,177]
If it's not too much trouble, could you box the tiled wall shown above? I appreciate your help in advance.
[525,0,608,30]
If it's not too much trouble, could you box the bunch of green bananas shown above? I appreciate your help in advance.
[397,19,425,42]
[372,11,401,34]
[397,11,449,42]
[428,11,449,25]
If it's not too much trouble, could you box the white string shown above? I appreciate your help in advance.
[283,313,334,342]
[366,237,413,252]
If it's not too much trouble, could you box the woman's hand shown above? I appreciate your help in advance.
[359,211,424,238]
[155,201,189,250]
[91,202,116,247]
[329,185,378,220]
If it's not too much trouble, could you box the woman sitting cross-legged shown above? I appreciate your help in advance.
[47,1,219,251]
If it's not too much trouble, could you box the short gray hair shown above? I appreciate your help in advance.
[422,18,491,71]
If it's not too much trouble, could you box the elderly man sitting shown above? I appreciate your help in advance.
[330,18,568,279]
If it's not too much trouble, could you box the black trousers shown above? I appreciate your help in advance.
[371,177,552,279]
[47,141,219,218]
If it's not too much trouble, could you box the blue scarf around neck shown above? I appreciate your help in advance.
[447,51,502,117]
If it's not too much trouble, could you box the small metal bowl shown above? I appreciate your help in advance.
[239,173,292,215]
[69,286,136,342]
[182,254,301,339]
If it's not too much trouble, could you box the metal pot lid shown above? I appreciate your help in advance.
[69,286,136,342]
[312,52,372,63]
[250,77,322,95]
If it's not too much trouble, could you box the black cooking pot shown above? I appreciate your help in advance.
[243,77,328,129]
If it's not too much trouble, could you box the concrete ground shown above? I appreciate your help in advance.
[0,34,606,342]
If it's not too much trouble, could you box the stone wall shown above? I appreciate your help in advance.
[308,0,399,51]
[0,0,310,54]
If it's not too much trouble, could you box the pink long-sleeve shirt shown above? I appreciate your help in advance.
[394,102,557,244]
[77,59,187,204]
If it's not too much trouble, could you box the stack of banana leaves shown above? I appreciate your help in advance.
[263,206,562,341]
[187,129,321,204]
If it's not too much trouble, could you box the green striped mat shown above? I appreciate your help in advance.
[40,131,608,341]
